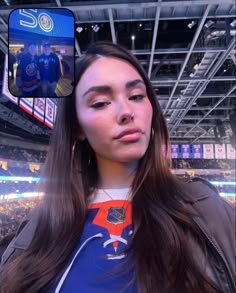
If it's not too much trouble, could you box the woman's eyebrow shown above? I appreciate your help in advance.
[82,86,112,98]
[82,79,145,97]
[126,79,145,90]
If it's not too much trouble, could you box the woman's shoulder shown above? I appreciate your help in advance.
[178,176,235,283]
[177,176,235,232]
[0,208,39,271]
[178,175,235,241]
[178,176,234,206]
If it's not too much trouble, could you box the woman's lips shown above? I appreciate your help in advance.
[115,128,143,142]
[116,132,142,142]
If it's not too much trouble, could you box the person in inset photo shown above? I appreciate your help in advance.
[15,42,40,97]
[8,51,16,81]
[38,41,61,97]
[16,48,25,65]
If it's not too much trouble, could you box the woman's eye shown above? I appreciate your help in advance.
[91,101,110,109]
[129,95,145,101]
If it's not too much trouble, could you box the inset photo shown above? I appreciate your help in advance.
[8,8,75,98]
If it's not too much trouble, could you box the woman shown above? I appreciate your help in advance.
[0,42,235,293]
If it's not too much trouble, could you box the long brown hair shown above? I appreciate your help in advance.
[1,42,219,292]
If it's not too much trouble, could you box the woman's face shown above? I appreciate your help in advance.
[75,57,153,165]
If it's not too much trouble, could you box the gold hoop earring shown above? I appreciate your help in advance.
[151,127,155,140]
[71,139,91,172]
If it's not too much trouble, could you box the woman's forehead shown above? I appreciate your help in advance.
[76,57,143,93]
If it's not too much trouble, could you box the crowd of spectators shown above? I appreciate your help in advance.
[0,198,41,242]
[0,181,38,195]
[172,159,235,170]
[0,144,47,163]
[0,166,40,177]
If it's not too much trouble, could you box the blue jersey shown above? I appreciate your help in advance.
[54,190,137,293]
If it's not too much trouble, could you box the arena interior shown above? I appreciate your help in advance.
[0,0,235,251]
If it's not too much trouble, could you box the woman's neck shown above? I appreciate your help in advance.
[96,156,138,189]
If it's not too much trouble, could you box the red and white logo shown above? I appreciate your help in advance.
[26,63,37,76]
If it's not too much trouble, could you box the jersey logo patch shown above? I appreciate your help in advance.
[107,207,126,224]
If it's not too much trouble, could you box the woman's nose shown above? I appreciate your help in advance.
[117,101,135,124]
[119,112,135,124]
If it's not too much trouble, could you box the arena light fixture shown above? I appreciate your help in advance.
[93,24,100,32]
[76,26,83,33]
[187,21,196,29]
[230,20,236,27]
[204,20,214,28]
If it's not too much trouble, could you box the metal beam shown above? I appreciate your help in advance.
[163,4,211,114]
[183,85,236,137]
[170,36,236,132]
[171,135,216,139]
[73,14,236,24]
[174,123,221,127]
[176,116,227,120]
[51,1,235,11]
[148,6,160,78]
[166,106,234,111]
[151,76,236,83]
[55,0,61,7]
[0,38,7,54]
[191,118,230,143]
[108,8,117,44]
[75,38,82,57]
[230,53,236,66]
[157,94,236,100]
[3,0,10,6]
[132,47,227,55]
[0,16,7,28]
[229,4,235,15]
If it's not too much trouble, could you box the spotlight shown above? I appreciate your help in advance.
[76,27,83,33]
[204,20,214,28]
[131,35,135,40]
[193,63,199,71]
[188,21,196,29]
[230,20,236,27]
[93,24,100,32]
[139,24,142,27]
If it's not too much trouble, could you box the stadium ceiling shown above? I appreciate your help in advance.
[0,0,236,144]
